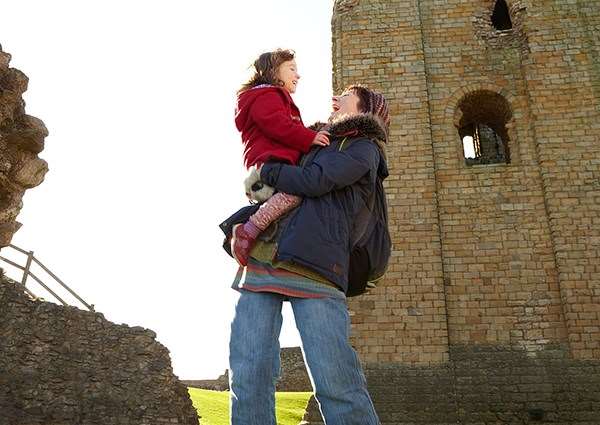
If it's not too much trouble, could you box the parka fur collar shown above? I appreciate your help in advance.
[310,113,388,159]
[329,113,387,142]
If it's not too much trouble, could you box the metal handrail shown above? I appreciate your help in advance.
[0,244,94,311]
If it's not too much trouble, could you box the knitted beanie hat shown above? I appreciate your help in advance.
[346,84,390,139]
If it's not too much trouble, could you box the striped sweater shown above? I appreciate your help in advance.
[231,240,345,299]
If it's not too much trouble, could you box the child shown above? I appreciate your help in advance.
[231,49,329,266]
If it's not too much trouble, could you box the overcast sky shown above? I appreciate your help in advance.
[1,0,335,379]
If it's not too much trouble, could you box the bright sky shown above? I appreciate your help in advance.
[1,0,334,379]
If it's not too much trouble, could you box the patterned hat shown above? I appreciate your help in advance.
[346,85,390,139]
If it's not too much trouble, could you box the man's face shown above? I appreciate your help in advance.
[331,90,361,119]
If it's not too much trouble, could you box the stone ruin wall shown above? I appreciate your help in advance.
[0,276,199,425]
[0,44,198,423]
[275,346,312,392]
[0,45,48,248]
[183,346,312,392]
[302,1,600,424]
[182,371,230,392]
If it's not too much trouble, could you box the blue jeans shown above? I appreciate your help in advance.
[229,290,380,425]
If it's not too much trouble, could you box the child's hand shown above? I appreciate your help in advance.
[311,131,330,147]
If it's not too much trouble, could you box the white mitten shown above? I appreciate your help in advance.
[244,165,275,203]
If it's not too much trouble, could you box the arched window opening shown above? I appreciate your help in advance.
[491,0,513,31]
[457,91,512,166]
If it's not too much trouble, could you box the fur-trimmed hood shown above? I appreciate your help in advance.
[329,113,387,143]
[310,113,389,179]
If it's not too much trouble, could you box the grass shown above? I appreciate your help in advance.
[188,387,312,425]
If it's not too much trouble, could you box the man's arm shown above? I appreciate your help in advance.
[260,139,379,197]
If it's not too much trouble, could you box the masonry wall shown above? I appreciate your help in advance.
[305,0,600,423]
[332,0,600,371]
[0,277,199,425]
[275,347,313,392]
[421,0,572,353]
[304,344,600,424]
[333,0,451,366]
[521,0,600,360]
[182,347,312,392]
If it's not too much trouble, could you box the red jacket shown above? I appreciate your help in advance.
[235,85,317,169]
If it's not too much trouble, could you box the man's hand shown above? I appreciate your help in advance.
[311,130,330,147]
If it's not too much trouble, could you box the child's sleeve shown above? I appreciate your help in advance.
[250,91,317,153]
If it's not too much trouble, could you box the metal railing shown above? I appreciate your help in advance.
[0,244,94,311]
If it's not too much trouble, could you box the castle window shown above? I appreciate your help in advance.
[457,91,512,166]
[491,0,512,31]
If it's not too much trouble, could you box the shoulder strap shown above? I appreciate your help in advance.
[338,136,379,247]
[338,137,348,151]
[350,177,377,248]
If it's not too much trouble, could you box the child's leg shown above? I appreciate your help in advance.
[249,192,302,231]
[231,193,302,267]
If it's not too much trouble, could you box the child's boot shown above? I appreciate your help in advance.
[231,222,259,267]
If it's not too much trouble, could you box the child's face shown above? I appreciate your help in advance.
[276,59,300,94]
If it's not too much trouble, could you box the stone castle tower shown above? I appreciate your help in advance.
[306,0,600,423]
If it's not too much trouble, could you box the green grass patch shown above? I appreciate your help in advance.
[188,388,312,425]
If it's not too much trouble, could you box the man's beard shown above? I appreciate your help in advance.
[329,110,352,123]
[329,110,343,122]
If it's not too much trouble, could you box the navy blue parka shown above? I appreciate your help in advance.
[258,113,389,293]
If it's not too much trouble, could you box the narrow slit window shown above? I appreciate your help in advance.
[491,0,513,30]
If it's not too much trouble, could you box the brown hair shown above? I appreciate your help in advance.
[238,49,295,94]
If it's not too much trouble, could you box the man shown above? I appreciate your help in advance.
[227,85,390,425]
